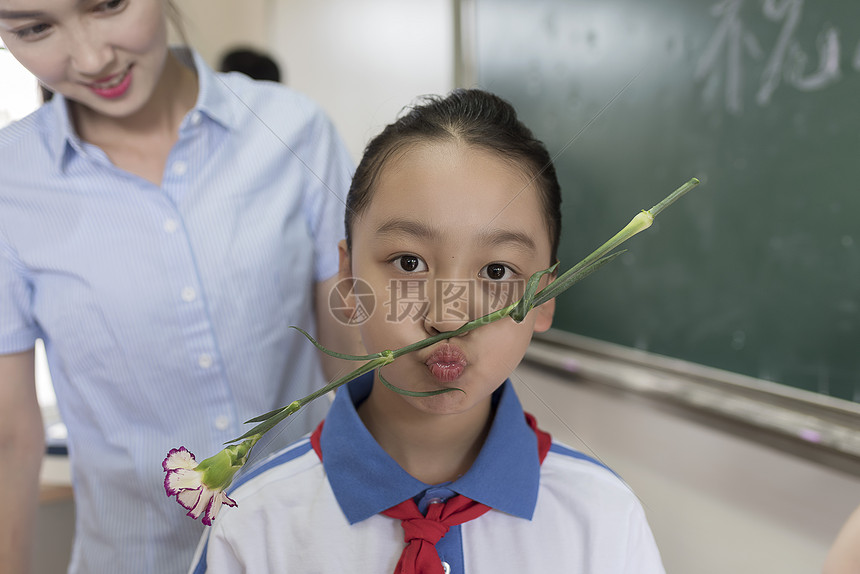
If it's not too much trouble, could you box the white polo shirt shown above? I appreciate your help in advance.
[190,372,665,573]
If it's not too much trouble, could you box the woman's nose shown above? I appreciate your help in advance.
[67,28,115,77]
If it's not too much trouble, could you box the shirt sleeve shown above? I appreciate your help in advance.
[188,526,242,574]
[299,111,355,283]
[0,239,39,354]
[623,498,667,574]
[189,510,271,574]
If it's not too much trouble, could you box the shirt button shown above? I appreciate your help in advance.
[172,160,188,176]
[181,287,196,302]
[427,497,444,505]
[198,353,213,369]
[163,218,178,233]
[190,111,202,125]
[214,415,230,430]
[441,561,451,574]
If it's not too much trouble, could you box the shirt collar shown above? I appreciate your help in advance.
[320,372,541,524]
[187,48,239,131]
[47,94,79,172]
[47,47,238,172]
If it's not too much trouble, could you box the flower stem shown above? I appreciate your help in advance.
[647,177,700,217]
[227,177,701,445]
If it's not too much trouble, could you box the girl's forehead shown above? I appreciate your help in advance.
[382,141,534,193]
[377,145,532,207]
[359,142,551,248]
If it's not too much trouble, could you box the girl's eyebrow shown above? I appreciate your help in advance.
[375,218,438,240]
[375,218,536,252]
[477,228,537,252]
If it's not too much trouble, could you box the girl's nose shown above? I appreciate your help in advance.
[422,279,475,336]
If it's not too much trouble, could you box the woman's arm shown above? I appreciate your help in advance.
[0,349,43,574]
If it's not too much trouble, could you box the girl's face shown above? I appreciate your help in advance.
[340,141,556,419]
[0,0,169,118]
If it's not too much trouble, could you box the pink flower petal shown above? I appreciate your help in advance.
[221,492,238,508]
[176,487,203,512]
[164,468,203,496]
[202,491,238,526]
[162,447,197,471]
[187,488,215,520]
[163,445,241,526]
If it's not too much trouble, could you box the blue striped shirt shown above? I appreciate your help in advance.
[0,50,353,573]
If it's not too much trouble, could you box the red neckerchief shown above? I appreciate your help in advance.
[310,411,551,574]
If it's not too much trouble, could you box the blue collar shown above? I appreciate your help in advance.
[47,47,237,173]
[184,47,239,131]
[319,372,542,524]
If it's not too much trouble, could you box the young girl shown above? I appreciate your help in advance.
[189,89,664,573]
[0,1,357,572]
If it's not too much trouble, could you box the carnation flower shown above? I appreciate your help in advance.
[163,439,258,525]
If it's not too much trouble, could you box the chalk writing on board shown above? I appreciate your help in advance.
[695,0,842,114]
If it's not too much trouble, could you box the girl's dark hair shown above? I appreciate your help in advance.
[345,89,562,262]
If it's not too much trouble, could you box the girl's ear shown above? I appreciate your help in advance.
[532,297,555,334]
[337,239,352,280]
[531,267,556,333]
[329,239,358,323]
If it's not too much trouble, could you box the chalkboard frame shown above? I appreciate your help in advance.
[528,329,860,475]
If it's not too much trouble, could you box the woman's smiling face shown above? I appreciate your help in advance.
[0,0,169,117]
[341,140,556,417]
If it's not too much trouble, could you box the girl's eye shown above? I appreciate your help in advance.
[480,263,514,281]
[395,255,427,273]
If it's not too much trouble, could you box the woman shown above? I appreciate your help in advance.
[0,1,358,572]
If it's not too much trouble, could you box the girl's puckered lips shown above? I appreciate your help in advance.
[424,343,468,383]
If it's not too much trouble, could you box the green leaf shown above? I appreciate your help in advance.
[229,401,303,442]
[244,402,299,424]
[290,326,384,361]
[531,251,626,308]
[378,370,464,397]
[510,262,559,323]
[226,355,394,444]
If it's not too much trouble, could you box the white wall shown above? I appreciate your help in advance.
[513,361,860,574]
[180,0,455,162]
[266,0,455,160]
[177,0,271,71]
[0,47,41,125]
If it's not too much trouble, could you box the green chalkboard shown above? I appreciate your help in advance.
[474,0,859,402]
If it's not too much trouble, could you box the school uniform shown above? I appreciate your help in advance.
[190,371,665,573]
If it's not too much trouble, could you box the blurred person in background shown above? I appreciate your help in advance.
[219,46,283,83]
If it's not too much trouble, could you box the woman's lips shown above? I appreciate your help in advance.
[425,344,468,382]
[88,66,132,99]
